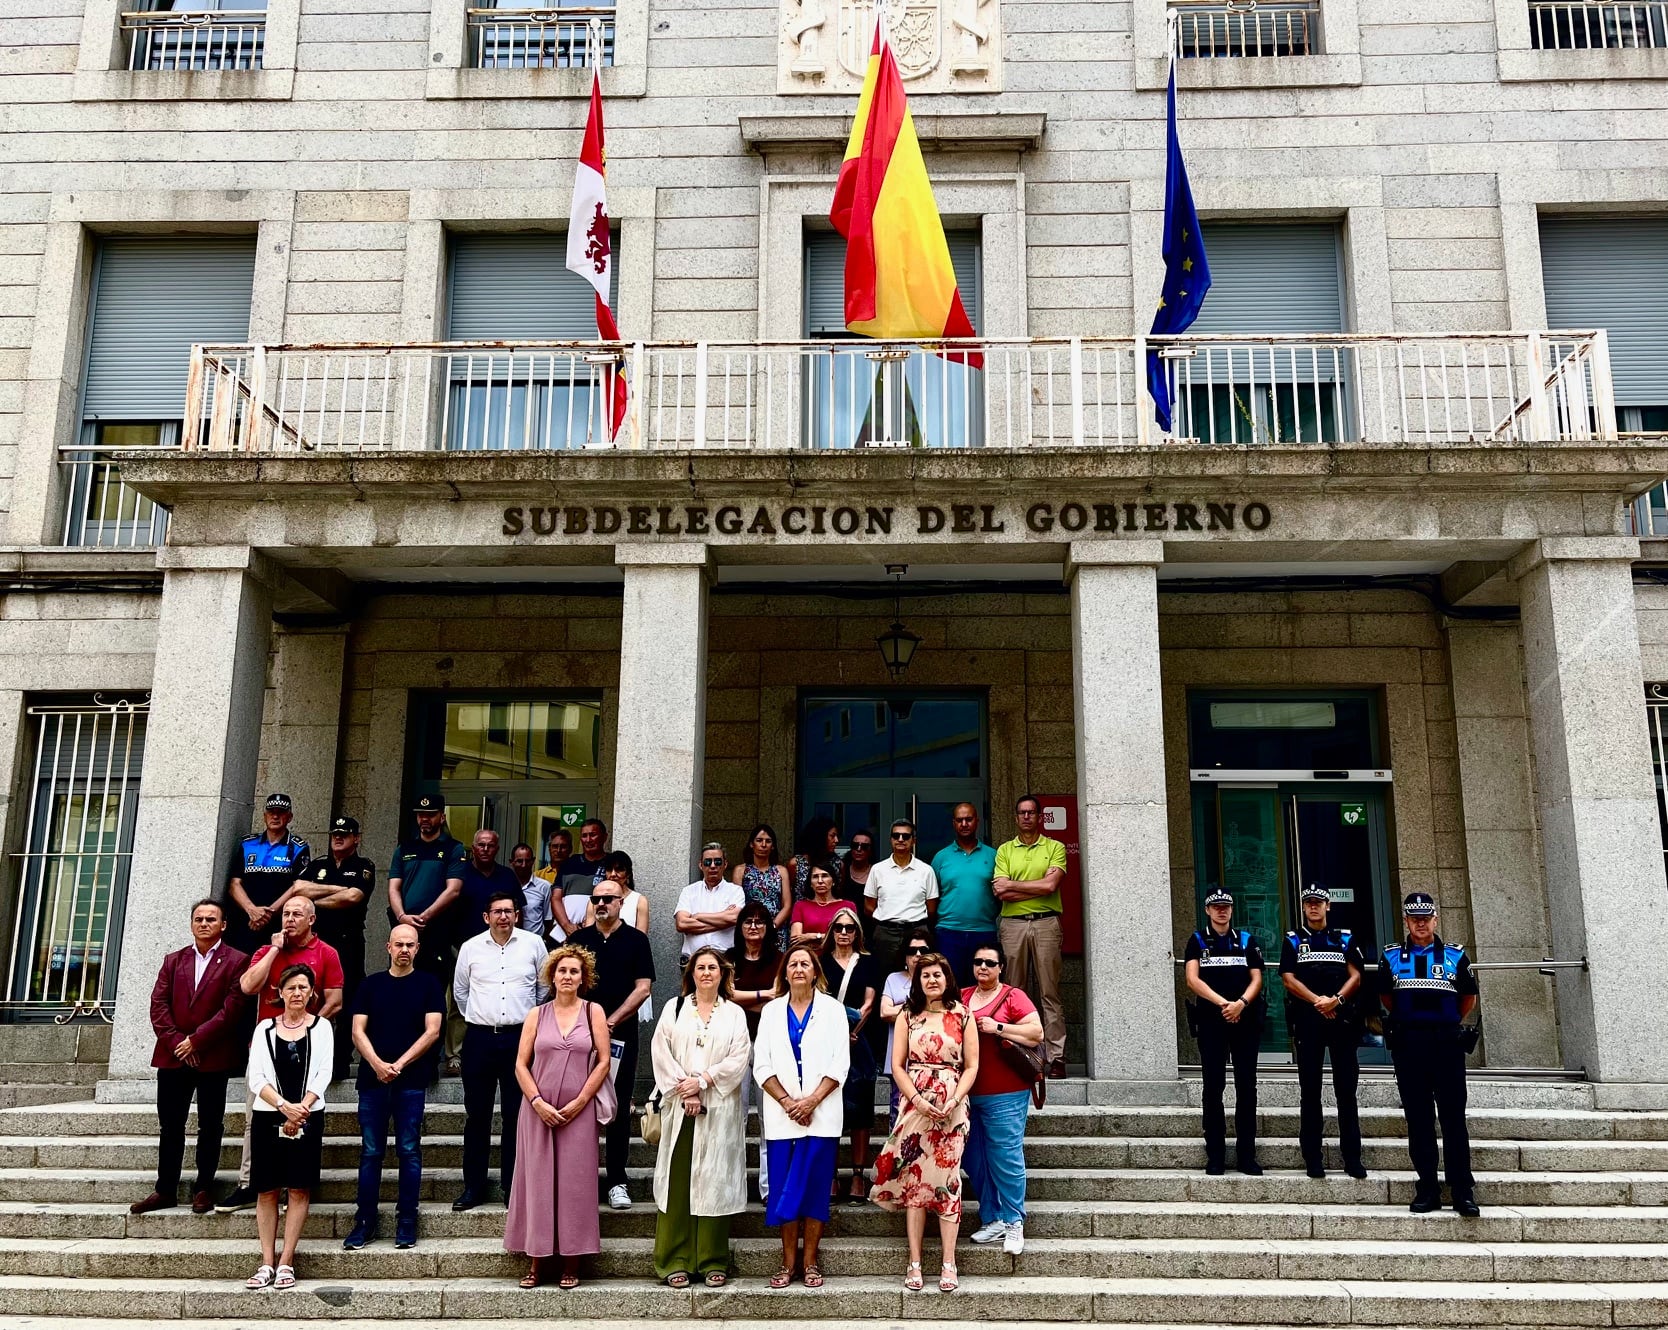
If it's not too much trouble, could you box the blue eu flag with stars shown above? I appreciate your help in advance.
[1146,65,1210,434]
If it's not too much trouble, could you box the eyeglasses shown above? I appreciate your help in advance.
[591,894,621,905]
[833,923,858,933]
[891,832,913,841]
[850,841,872,850]
[742,918,766,926]
[701,858,724,867]
[905,946,930,956]
[971,957,1000,968]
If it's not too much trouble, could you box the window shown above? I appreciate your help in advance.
[70,236,255,546]
[1172,0,1321,57]
[1528,0,1667,48]
[125,0,265,71]
[472,0,615,68]
[1172,221,1346,444]
[802,228,982,449]
[444,232,621,450]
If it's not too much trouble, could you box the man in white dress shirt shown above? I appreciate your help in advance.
[863,818,940,975]
[451,890,547,1211]
[674,843,745,958]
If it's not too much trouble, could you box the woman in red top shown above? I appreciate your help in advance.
[961,942,1043,1256]
[789,862,846,951]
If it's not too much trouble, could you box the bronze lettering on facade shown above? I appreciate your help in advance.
[501,500,1273,539]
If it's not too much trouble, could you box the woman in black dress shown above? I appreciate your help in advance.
[245,963,334,1290]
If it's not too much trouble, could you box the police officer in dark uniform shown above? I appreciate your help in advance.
[223,793,311,959]
[1184,888,1265,1176]
[293,814,377,1080]
[1280,884,1367,1180]
[1376,891,1480,1215]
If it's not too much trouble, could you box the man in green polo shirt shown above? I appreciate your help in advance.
[995,793,1069,1079]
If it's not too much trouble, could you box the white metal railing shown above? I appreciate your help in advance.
[175,331,1618,454]
[469,6,615,68]
[1171,0,1320,57]
[5,696,148,1019]
[1529,0,1668,48]
[123,9,265,70]
[59,452,170,547]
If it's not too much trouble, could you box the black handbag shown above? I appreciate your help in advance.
[987,986,1048,1108]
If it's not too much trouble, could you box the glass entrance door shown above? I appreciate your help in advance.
[799,693,987,861]
[1191,782,1391,1057]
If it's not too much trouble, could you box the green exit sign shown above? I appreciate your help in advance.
[1340,802,1366,827]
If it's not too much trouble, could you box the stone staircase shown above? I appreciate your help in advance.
[2,1074,1667,1326]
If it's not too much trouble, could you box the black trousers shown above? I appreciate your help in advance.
[461,1024,522,1195]
[868,917,929,978]
[1291,1018,1362,1169]
[1198,1014,1261,1167]
[155,1065,231,1196]
[605,1034,637,1188]
[1391,1026,1473,1196]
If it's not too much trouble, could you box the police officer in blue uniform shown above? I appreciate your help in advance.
[1280,884,1367,1180]
[1375,891,1480,1215]
[1184,888,1265,1176]
[223,793,311,958]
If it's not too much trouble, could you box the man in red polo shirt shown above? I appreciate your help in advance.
[215,896,345,1213]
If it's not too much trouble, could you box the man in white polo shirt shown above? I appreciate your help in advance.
[863,818,940,975]
[674,842,745,959]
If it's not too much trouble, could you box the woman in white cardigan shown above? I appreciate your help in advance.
[753,941,850,1289]
[649,946,752,1288]
[244,963,334,1291]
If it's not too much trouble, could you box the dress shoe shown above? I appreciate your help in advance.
[343,1219,378,1250]
[130,1191,175,1215]
[394,1215,418,1249]
[1204,1161,1226,1176]
[1237,1160,1264,1176]
[190,1190,215,1214]
[1305,1163,1326,1179]
[1409,1191,1441,1213]
[1046,1059,1067,1080]
[452,1189,483,1212]
[1452,1195,1481,1217]
[1343,1162,1368,1180]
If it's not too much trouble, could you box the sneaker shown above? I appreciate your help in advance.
[1002,1222,1025,1256]
[215,1185,258,1214]
[969,1219,1008,1244]
[607,1184,631,1210]
[342,1219,378,1250]
[394,1216,418,1249]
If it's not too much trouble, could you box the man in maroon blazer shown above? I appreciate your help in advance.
[131,898,250,1215]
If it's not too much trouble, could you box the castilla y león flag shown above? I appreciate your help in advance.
[830,24,981,368]
[566,70,628,440]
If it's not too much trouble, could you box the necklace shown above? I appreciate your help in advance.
[279,1014,307,1030]
[693,998,717,1046]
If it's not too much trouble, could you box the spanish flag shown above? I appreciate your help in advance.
[831,24,980,366]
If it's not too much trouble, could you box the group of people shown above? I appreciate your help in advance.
[136,788,1483,1293]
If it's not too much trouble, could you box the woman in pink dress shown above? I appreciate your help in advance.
[870,952,980,1293]
[504,944,613,1289]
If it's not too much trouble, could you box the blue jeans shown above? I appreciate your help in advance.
[964,1089,1030,1225]
[356,1084,427,1223]
[935,927,998,994]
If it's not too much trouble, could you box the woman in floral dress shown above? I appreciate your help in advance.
[730,823,792,950]
[871,952,980,1293]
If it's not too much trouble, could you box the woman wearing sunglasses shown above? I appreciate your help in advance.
[820,905,880,1203]
[841,830,877,907]
[876,926,936,1127]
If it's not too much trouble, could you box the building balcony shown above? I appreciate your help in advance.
[1528,0,1668,48]
[122,8,265,71]
[468,5,615,69]
[174,330,1619,458]
[1171,0,1321,58]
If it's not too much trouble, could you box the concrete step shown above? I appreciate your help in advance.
[15,1101,1668,1142]
[0,1084,88,1109]
[12,1199,1668,1246]
[1,1165,1660,1207]
[0,1062,104,1087]
[13,1132,1668,1175]
[3,1272,1666,1323]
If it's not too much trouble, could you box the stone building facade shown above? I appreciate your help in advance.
[1,0,1667,1096]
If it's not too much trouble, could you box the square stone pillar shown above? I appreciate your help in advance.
[1511,536,1668,1083]
[1445,619,1560,1067]
[612,544,709,995]
[108,553,274,1080]
[261,625,348,838]
[1069,541,1177,1083]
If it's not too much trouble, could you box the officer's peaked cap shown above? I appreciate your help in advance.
[264,792,293,813]
[1204,888,1233,907]
[1402,891,1437,917]
[1301,884,1331,903]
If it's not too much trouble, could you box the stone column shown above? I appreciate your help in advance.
[611,544,709,997]
[261,625,348,838]
[1069,542,1177,1085]
[1511,536,1668,1084]
[1445,619,1559,1067]
[107,552,274,1080]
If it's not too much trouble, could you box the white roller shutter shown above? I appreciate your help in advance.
[804,229,981,335]
[1540,217,1668,408]
[82,237,255,420]
[446,232,619,340]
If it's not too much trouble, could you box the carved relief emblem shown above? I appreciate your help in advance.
[779,0,1000,95]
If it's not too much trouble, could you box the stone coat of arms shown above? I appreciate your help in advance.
[779,0,1001,95]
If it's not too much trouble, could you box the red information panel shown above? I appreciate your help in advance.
[1038,795,1084,956]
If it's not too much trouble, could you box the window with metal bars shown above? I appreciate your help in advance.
[1170,0,1321,57]
[1528,0,1668,49]
[125,0,266,71]
[470,0,616,69]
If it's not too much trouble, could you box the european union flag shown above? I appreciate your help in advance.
[1147,65,1210,434]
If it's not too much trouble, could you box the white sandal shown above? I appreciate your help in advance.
[246,1265,275,1290]
[274,1264,296,1290]
[939,1262,959,1292]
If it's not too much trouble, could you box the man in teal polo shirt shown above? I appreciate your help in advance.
[930,802,998,991]
[995,793,1069,1078]
[388,794,469,1065]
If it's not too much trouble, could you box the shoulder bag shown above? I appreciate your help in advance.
[985,985,1047,1108]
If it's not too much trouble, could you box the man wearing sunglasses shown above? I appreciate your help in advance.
[862,819,939,975]
[675,843,745,957]
[570,882,656,1210]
